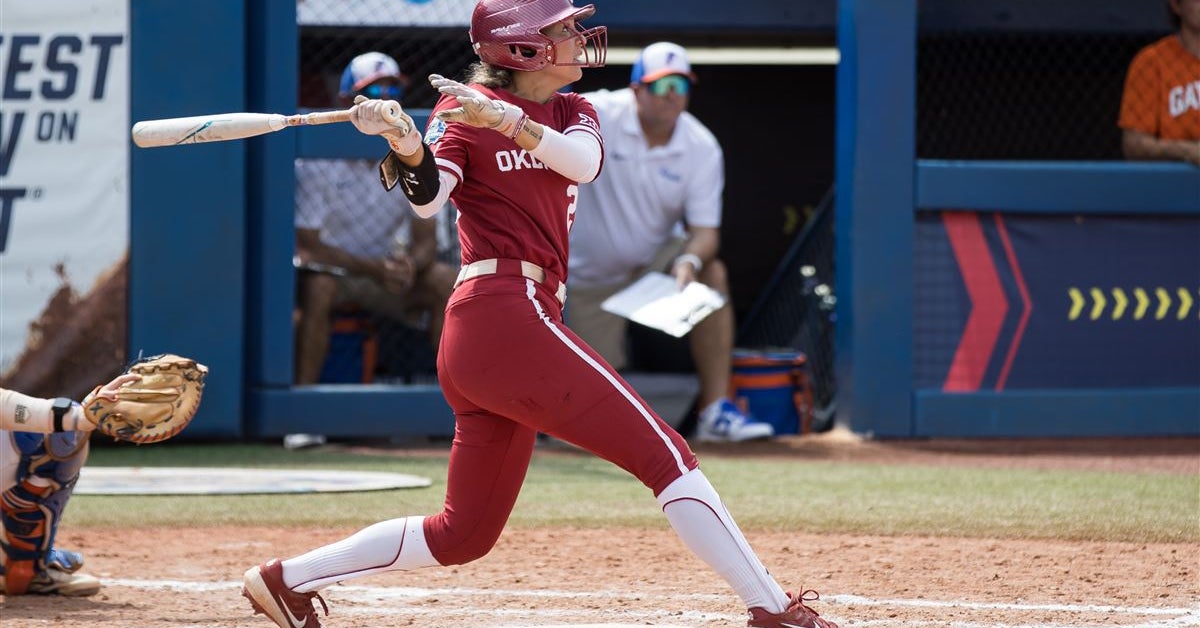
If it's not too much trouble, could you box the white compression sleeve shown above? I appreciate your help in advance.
[0,388,83,433]
[529,127,602,183]
[281,516,439,592]
[656,468,788,613]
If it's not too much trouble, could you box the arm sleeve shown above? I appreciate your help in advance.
[1118,48,1160,135]
[528,94,604,183]
[529,126,603,183]
[406,169,458,219]
[0,388,56,433]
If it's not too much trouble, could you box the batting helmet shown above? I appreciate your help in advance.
[470,0,607,72]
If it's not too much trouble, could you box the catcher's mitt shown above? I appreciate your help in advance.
[84,354,208,444]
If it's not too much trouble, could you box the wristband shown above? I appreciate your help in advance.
[50,397,73,432]
[507,114,531,140]
[674,253,703,273]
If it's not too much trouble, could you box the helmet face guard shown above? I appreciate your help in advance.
[471,0,608,72]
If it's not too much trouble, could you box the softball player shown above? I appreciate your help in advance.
[242,1,838,627]
[0,373,138,596]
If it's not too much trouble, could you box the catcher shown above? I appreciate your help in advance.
[0,354,207,596]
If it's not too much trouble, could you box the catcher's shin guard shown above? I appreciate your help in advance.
[0,430,88,594]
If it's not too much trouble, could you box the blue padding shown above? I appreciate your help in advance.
[834,0,917,437]
[130,1,246,439]
[915,388,1200,437]
[918,161,1200,213]
[247,386,454,438]
[296,111,432,160]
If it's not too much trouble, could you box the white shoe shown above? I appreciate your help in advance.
[697,399,775,443]
[0,566,101,596]
[283,434,327,450]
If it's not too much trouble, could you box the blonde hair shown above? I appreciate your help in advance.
[464,62,514,89]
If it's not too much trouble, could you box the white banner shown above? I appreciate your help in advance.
[298,0,475,26]
[0,0,129,373]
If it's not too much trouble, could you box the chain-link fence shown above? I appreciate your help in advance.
[735,188,836,431]
[295,1,475,385]
[917,30,1170,159]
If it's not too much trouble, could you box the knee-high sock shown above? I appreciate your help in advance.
[657,468,788,613]
[281,516,439,592]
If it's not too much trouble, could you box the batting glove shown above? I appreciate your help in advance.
[429,74,529,139]
[350,96,422,156]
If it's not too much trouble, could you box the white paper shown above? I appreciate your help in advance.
[600,272,727,338]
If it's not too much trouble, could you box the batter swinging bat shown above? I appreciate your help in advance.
[130,100,403,148]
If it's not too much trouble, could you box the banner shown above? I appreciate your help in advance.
[914,211,1200,390]
[0,1,129,378]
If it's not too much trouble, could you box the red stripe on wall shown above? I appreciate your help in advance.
[941,212,1009,392]
[993,213,1031,391]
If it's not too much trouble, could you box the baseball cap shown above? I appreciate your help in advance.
[630,42,698,84]
[339,52,404,98]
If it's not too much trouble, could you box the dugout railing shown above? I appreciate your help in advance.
[127,0,1198,439]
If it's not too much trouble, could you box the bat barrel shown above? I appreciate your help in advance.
[131,112,290,148]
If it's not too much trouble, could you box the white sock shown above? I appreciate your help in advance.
[657,469,788,613]
[281,516,439,592]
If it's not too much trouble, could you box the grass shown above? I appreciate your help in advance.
[71,442,1200,544]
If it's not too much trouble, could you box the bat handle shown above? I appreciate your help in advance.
[286,110,352,126]
[288,100,407,131]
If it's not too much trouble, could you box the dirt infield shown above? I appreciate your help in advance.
[3,435,1198,627]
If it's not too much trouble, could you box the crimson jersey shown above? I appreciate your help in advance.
[426,86,603,284]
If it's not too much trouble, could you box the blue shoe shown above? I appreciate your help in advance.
[697,399,775,442]
[46,548,84,573]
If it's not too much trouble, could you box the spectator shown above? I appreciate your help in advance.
[1119,0,1200,165]
[293,51,456,388]
[568,42,775,442]
[0,372,139,596]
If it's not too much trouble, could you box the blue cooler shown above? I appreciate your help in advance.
[729,349,814,435]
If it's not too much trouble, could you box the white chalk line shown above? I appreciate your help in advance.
[106,578,1200,628]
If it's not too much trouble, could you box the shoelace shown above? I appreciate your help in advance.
[786,589,824,616]
[293,590,329,617]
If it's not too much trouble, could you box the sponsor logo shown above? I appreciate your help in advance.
[424,118,446,145]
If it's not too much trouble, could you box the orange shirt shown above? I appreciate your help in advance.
[1119,35,1200,140]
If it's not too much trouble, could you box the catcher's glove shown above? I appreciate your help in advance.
[83,354,208,444]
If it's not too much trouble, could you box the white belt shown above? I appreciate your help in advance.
[454,259,567,305]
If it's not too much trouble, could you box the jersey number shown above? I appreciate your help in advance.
[565,184,579,233]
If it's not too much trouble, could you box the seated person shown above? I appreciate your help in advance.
[1118,0,1200,165]
[294,52,456,386]
[567,43,775,443]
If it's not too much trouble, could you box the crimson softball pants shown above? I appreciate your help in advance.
[426,275,699,565]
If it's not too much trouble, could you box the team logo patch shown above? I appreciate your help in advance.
[424,118,447,145]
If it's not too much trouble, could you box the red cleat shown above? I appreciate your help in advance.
[241,558,329,628]
[747,589,839,628]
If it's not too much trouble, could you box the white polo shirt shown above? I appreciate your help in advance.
[568,88,724,289]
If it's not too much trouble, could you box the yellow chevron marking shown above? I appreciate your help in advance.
[1110,288,1128,320]
[1089,287,1106,320]
[1155,287,1171,320]
[1133,288,1150,320]
[1178,288,1194,320]
[1068,287,1085,320]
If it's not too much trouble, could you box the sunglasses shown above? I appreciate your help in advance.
[362,84,404,99]
[646,75,691,97]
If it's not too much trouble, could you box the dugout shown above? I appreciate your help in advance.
[121,0,1198,440]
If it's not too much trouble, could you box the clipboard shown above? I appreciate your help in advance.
[599,271,726,338]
